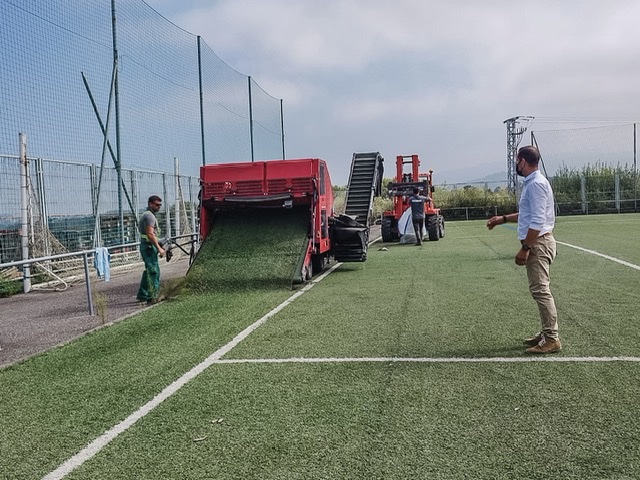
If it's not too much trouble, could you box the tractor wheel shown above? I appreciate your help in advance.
[427,215,439,241]
[304,262,313,281]
[439,217,445,238]
[311,254,325,274]
[381,216,397,242]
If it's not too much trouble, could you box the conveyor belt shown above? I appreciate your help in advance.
[186,207,310,291]
[344,152,384,226]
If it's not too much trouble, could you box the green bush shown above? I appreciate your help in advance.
[0,279,22,297]
[435,185,514,211]
[552,162,638,214]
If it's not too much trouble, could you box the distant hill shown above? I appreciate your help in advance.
[430,160,506,185]
[467,171,507,184]
[364,164,507,188]
[434,169,507,186]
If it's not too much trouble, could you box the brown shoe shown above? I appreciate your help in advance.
[526,338,561,354]
[524,333,543,347]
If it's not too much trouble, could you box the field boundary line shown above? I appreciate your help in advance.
[500,224,640,271]
[214,356,640,364]
[41,262,343,480]
[557,241,640,271]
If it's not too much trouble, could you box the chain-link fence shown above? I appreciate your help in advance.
[433,174,640,221]
[0,153,199,269]
[531,124,636,176]
[0,0,284,288]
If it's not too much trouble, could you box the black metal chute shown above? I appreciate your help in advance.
[330,214,368,262]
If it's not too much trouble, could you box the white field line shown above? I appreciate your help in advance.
[215,356,640,364]
[500,224,640,271]
[42,262,343,480]
[557,241,640,271]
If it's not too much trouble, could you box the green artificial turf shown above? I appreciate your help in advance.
[185,207,310,291]
[3,215,640,479]
[554,213,640,265]
[0,290,293,480]
[229,218,640,360]
[68,362,640,480]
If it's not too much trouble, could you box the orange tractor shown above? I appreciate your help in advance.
[381,154,445,242]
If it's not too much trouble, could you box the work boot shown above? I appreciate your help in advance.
[526,338,561,354]
[524,332,543,347]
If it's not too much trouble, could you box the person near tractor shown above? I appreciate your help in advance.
[486,145,560,354]
[137,195,165,305]
[408,187,430,245]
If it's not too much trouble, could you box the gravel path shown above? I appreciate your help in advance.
[0,256,190,369]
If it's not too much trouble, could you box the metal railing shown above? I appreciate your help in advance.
[0,233,197,315]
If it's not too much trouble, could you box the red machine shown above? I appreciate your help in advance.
[381,154,445,242]
[199,158,369,283]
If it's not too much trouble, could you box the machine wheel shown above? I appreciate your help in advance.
[311,254,325,274]
[304,263,313,281]
[439,217,445,238]
[427,215,439,241]
[381,216,398,242]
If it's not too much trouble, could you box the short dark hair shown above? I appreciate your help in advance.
[517,145,540,166]
[148,195,162,204]
[412,187,419,194]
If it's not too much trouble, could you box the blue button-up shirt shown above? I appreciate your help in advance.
[518,170,555,240]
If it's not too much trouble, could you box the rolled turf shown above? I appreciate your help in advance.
[185,207,311,292]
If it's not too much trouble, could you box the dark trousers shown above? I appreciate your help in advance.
[412,217,424,244]
[137,242,160,301]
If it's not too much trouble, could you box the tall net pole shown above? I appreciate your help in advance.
[111,0,124,243]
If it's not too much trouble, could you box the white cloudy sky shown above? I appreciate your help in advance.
[145,0,640,184]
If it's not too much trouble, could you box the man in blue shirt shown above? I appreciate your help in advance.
[487,146,560,354]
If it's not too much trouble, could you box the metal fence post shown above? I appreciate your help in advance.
[174,157,181,237]
[190,178,197,236]
[83,251,95,315]
[581,175,587,214]
[248,76,254,162]
[35,157,51,257]
[280,98,285,160]
[162,173,170,239]
[19,133,31,293]
[615,173,620,213]
[131,170,139,241]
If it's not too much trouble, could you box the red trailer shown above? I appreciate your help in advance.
[199,158,372,283]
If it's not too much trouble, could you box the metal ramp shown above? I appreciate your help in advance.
[344,152,384,226]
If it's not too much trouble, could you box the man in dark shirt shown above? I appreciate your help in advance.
[408,187,429,245]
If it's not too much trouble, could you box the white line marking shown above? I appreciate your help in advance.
[557,241,640,271]
[214,356,640,364]
[42,262,342,480]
